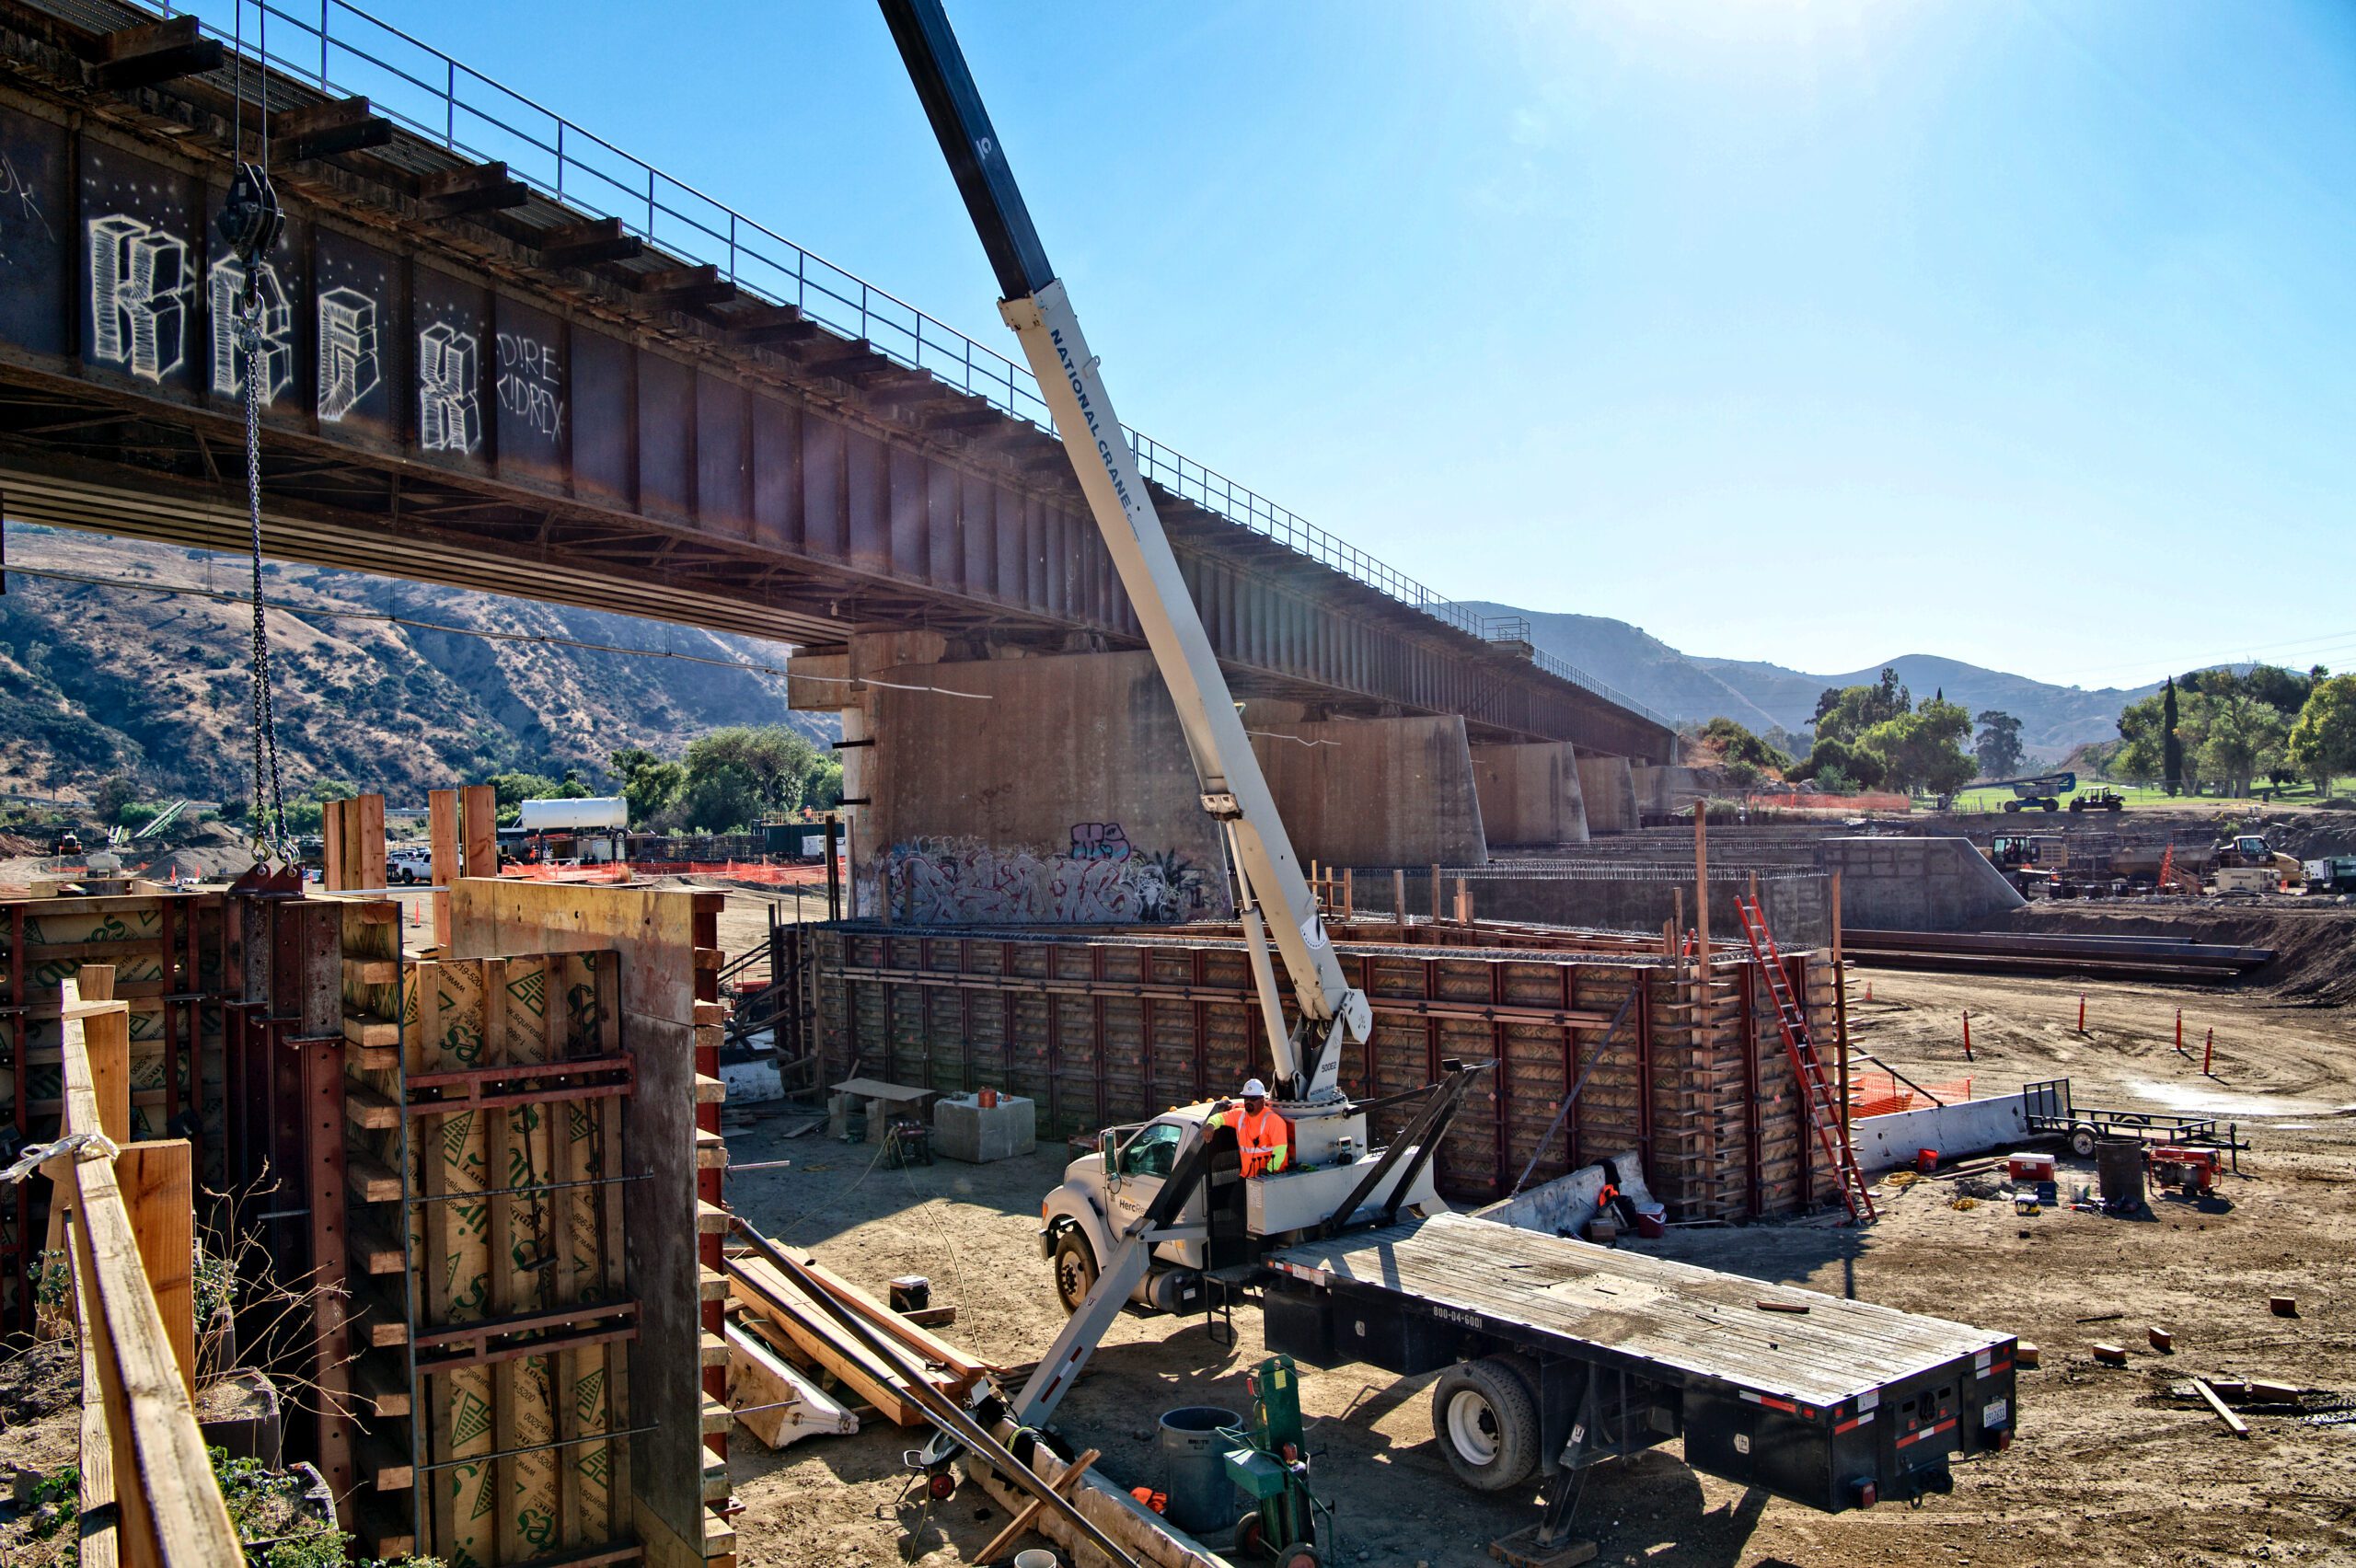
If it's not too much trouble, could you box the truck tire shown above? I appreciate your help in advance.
[2070,1126,2097,1159]
[1431,1357,1540,1493]
[1051,1229,1098,1315]
[2041,800,2058,813]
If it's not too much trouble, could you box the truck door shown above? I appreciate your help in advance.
[1108,1120,1191,1250]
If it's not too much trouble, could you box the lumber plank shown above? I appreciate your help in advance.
[343,1011,399,1048]
[430,787,459,947]
[726,1258,925,1425]
[774,1244,990,1385]
[350,1222,407,1275]
[345,1152,403,1203]
[696,1130,728,1170]
[2193,1377,2250,1438]
[115,1141,194,1401]
[695,1075,728,1104]
[343,1082,401,1130]
[342,958,399,987]
[975,1448,1098,1564]
[724,1320,856,1449]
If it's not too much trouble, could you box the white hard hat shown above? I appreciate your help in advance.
[1242,1078,1267,1098]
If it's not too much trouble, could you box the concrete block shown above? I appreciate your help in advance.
[933,1093,1036,1163]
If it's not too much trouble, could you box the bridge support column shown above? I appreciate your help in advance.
[1470,742,1589,847]
[1576,754,1642,835]
[1245,710,1487,870]
[793,643,1231,925]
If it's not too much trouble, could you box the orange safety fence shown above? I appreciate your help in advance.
[1848,1072,1974,1120]
[498,859,834,886]
[1757,792,1916,814]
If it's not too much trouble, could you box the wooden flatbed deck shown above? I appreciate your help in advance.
[1271,1212,2007,1412]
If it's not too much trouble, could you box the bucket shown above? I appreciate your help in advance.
[1013,1551,1058,1568]
[1915,1148,1939,1174]
[1634,1212,1666,1239]
[1157,1406,1242,1534]
[979,1088,999,1109]
[2094,1140,2144,1205]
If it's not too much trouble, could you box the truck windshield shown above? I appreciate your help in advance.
[1122,1123,1184,1178]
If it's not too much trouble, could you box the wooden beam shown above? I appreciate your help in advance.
[84,16,225,90]
[115,1141,194,1401]
[271,97,394,163]
[460,784,497,878]
[77,967,130,1145]
[57,982,244,1565]
[418,160,530,216]
[540,216,643,268]
[2193,1377,2250,1438]
[355,792,387,893]
[322,797,348,890]
[430,788,458,946]
[975,1448,1098,1565]
[636,264,739,309]
[728,305,824,348]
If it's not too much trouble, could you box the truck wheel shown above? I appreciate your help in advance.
[1052,1230,1098,1315]
[2070,1126,2097,1159]
[1431,1357,1540,1492]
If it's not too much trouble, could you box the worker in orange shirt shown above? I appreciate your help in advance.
[1212,1078,1291,1177]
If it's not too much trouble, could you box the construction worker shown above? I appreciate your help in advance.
[1211,1078,1291,1177]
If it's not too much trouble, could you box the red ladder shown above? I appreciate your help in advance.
[1733,894,1876,1224]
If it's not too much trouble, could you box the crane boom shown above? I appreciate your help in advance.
[878,0,1370,1098]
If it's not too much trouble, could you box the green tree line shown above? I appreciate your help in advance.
[2108,666,2355,798]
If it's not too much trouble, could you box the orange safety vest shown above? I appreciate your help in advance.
[1231,1104,1291,1177]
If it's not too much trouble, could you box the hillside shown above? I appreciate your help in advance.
[1461,602,2159,755]
[0,526,834,805]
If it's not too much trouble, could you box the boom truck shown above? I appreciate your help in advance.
[876,4,2016,1556]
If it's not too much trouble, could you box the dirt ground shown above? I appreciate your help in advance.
[721,951,2356,1568]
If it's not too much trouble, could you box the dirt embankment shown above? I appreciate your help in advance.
[2004,901,2356,1007]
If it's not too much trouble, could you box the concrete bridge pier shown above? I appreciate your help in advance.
[1576,753,1643,835]
[1470,742,1590,848]
[1243,709,1488,870]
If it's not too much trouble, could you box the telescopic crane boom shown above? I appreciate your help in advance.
[877,0,1371,1101]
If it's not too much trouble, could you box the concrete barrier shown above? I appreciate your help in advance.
[1851,1092,2030,1172]
[1816,836,2026,932]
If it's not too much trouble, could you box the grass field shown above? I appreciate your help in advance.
[1939,776,2350,813]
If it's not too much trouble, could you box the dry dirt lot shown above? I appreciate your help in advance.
[721,949,2356,1568]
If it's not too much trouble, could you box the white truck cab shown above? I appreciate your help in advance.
[1038,1101,1445,1317]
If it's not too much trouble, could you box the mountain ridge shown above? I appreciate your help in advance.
[1462,602,2159,755]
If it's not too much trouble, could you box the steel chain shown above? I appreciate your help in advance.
[238,291,290,865]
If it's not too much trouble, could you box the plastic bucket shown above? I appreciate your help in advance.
[1915,1148,1939,1174]
[1157,1406,1242,1534]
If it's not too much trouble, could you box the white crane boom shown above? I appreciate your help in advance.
[878,0,1370,1100]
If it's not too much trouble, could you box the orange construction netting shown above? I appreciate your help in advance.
[1848,1071,1975,1120]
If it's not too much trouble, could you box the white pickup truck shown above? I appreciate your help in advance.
[1037,1100,1446,1318]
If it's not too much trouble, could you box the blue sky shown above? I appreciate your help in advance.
[305,2,2355,688]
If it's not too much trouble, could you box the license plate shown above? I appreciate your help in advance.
[1983,1399,2008,1427]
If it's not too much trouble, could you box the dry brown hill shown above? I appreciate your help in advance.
[0,525,833,804]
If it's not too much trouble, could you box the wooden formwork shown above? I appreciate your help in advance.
[0,891,225,1332]
[812,918,1843,1220]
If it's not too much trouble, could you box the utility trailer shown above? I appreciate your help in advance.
[1265,1213,2014,1514]
[2024,1078,2248,1161]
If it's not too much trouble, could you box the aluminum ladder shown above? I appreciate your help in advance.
[1733,894,1876,1224]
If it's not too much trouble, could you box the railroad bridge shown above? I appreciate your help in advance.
[0,0,1678,916]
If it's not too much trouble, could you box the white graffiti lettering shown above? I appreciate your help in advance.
[206,258,293,403]
[88,214,191,382]
[317,286,381,422]
[417,322,481,453]
[494,330,564,441]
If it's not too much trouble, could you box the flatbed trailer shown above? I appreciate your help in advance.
[2024,1078,2249,1161]
[1265,1213,2014,1513]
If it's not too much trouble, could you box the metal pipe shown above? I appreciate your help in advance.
[729,1219,1143,1568]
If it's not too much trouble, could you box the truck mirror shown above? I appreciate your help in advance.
[1101,1131,1118,1179]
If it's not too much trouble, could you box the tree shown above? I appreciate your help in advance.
[486,770,562,827]
[2287,675,2356,796]
[2161,678,2183,797]
[90,774,141,825]
[1690,717,1789,773]
[682,726,825,820]
[2176,690,2287,799]
[1855,698,1973,796]
[1972,710,2024,781]
[680,767,763,834]
[610,747,687,829]
[1812,668,1911,747]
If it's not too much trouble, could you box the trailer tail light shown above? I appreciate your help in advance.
[1993,1427,2014,1452]
[1853,1480,1877,1509]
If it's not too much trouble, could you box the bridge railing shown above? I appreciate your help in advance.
[158,0,1669,732]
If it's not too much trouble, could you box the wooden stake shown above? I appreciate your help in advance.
[460,782,497,878]
[78,967,130,1144]
[1393,869,1407,940]
[1431,863,1442,922]
[429,787,459,947]
[355,792,387,892]
[323,798,348,890]
[117,1140,195,1400]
